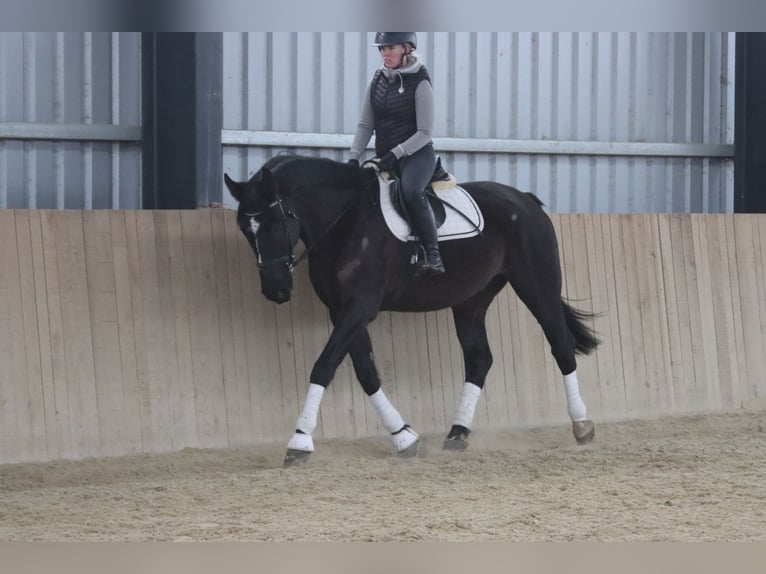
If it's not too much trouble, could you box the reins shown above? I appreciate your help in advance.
[290,168,382,268]
[289,193,364,269]
[246,163,483,274]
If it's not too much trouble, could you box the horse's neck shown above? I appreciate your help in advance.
[291,186,359,246]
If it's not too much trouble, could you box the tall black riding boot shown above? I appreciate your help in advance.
[409,194,446,276]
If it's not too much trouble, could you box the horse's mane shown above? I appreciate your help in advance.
[263,152,367,195]
[525,192,545,207]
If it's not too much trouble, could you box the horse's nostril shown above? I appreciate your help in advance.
[263,288,290,304]
[276,290,291,303]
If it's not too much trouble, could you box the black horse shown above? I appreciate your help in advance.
[224,154,599,466]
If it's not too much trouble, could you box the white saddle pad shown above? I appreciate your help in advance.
[379,175,484,243]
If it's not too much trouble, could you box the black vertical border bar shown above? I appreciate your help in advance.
[734,33,766,214]
[142,33,223,209]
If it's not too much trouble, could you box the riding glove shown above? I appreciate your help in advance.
[377,151,398,173]
[347,158,359,167]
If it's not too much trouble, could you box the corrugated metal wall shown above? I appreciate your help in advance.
[222,32,735,213]
[0,32,142,209]
[0,33,737,213]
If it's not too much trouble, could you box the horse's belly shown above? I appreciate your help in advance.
[382,280,489,313]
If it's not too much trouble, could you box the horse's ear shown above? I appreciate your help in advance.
[224,173,248,203]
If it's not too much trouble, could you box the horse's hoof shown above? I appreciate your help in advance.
[397,441,419,458]
[283,449,312,466]
[444,425,470,451]
[443,436,469,451]
[572,420,595,445]
[392,425,419,458]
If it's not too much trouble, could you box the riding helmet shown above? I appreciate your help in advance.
[373,32,417,49]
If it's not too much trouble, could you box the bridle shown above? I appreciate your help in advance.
[244,192,364,274]
[243,167,377,274]
[244,196,299,272]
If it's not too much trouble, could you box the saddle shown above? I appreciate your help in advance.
[376,158,485,244]
[386,157,451,228]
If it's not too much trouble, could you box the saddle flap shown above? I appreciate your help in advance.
[388,177,446,228]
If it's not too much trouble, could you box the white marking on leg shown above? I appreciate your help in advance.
[452,382,482,429]
[287,383,325,452]
[563,371,587,422]
[369,388,406,433]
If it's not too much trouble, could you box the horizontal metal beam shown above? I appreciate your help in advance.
[222,129,734,159]
[2,124,734,159]
[223,130,352,149]
[434,138,734,158]
[0,122,142,142]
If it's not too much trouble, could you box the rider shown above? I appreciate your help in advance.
[348,32,445,276]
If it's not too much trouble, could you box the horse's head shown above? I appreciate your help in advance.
[224,168,301,304]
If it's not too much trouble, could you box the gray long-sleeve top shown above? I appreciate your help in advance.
[349,53,434,161]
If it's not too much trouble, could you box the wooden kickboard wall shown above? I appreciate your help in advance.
[0,210,764,463]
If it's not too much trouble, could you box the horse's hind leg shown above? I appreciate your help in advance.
[445,277,507,451]
[506,253,595,445]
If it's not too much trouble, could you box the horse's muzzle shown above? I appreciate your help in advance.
[264,288,291,304]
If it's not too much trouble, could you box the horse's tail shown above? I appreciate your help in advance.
[562,300,600,355]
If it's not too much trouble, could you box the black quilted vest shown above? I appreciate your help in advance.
[370,66,431,157]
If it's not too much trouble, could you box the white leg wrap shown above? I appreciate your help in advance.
[391,426,419,452]
[287,432,315,453]
[563,371,587,422]
[369,389,406,434]
[451,382,482,429]
[294,383,325,435]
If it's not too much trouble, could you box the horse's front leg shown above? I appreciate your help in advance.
[284,307,419,466]
[345,326,419,458]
